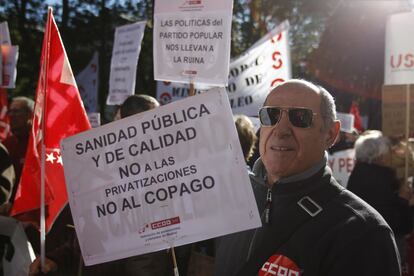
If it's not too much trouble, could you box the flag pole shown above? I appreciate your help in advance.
[40,6,53,269]
[405,84,410,189]
[171,247,180,276]
[189,81,195,97]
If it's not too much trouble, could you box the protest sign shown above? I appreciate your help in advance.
[385,12,414,85]
[156,21,291,116]
[61,88,261,265]
[337,112,355,133]
[87,112,101,128]
[107,21,146,105]
[0,22,11,44]
[0,216,35,276]
[153,0,233,86]
[1,45,18,88]
[77,52,99,113]
[382,84,414,136]
[328,149,356,188]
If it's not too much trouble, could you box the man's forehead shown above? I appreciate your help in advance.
[265,82,320,106]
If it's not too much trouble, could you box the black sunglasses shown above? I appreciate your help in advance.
[259,106,317,128]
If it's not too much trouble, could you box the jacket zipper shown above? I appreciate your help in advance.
[246,186,273,260]
[264,187,272,224]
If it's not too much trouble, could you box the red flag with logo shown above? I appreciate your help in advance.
[10,11,91,232]
[350,101,363,132]
[0,88,10,142]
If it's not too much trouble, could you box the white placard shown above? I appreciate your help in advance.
[385,12,414,85]
[107,21,146,105]
[156,21,291,116]
[328,149,356,188]
[153,0,233,86]
[337,112,355,133]
[0,22,11,44]
[87,112,101,128]
[1,45,19,88]
[61,88,261,265]
[77,52,99,113]
[0,216,35,276]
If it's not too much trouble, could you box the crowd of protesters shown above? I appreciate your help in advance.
[1,79,414,275]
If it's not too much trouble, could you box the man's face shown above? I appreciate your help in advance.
[259,83,338,184]
[8,100,31,136]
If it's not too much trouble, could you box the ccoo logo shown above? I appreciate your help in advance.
[258,254,301,276]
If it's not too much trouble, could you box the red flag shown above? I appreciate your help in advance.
[350,101,363,133]
[0,88,10,142]
[10,11,91,232]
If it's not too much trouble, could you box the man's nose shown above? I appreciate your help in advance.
[272,110,292,137]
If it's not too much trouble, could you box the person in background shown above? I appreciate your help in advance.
[347,130,413,267]
[234,114,257,167]
[215,79,401,276]
[0,142,15,212]
[3,96,34,204]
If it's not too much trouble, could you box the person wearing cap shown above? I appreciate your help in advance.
[214,79,400,276]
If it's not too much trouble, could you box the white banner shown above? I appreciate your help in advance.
[337,112,355,133]
[328,149,356,188]
[61,88,261,266]
[87,112,101,128]
[1,45,19,88]
[156,21,291,116]
[0,22,11,44]
[385,12,414,85]
[107,21,146,105]
[153,0,233,86]
[77,52,99,113]
[0,216,35,276]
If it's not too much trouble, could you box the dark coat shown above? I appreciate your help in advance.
[347,162,413,237]
[215,159,401,276]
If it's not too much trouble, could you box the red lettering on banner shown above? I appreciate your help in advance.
[338,157,355,173]
[269,32,285,87]
[328,159,335,168]
[151,216,180,230]
[391,53,414,69]
[259,254,301,276]
[271,33,282,44]
[272,51,283,69]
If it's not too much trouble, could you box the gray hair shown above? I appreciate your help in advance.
[354,130,390,163]
[11,96,35,112]
[318,85,337,131]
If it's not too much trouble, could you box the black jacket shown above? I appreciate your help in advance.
[215,158,401,276]
[347,162,413,237]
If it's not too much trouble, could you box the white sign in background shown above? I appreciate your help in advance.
[1,45,19,89]
[385,12,414,85]
[156,21,291,117]
[61,88,261,265]
[77,52,99,113]
[328,149,356,188]
[0,22,18,89]
[336,112,355,133]
[107,21,146,105]
[153,0,233,86]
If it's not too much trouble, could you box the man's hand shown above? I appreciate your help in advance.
[29,256,58,275]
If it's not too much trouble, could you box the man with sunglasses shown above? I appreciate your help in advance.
[215,79,400,276]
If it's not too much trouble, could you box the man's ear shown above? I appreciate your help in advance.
[325,120,340,148]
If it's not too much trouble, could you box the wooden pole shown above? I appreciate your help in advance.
[189,82,195,97]
[171,247,180,276]
[405,85,411,188]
